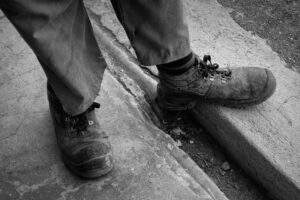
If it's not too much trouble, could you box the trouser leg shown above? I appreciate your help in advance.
[1,0,106,115]
[110,0,192,66]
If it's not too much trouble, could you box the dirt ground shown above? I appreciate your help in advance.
[161,111,272,200]
[217,0,300,73]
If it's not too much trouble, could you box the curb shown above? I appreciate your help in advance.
[90,18,229,200]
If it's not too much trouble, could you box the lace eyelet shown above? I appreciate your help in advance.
[88,120,94,125]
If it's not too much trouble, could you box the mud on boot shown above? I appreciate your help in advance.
[47,84,113,178]
[157,54,276,111]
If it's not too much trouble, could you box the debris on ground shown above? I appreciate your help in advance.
[176,140,182,147]
[171,127,185,137]
[161,111,270,200]
[221,161,231,171]
[219,169,226,176]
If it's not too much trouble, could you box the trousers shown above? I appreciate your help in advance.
[1,0,191,115]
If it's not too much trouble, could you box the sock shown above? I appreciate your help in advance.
[157,52,195,75]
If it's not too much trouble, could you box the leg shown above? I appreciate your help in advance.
[1,0,105,115]
[110,0,276,110]
[110,0,191,65]
[1,0,113,178]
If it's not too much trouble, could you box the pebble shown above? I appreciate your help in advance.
[221,161,231,171]
[167,143,173,150]
[219,169,226,176]
[176,140,182,147]
[172,127,185,136]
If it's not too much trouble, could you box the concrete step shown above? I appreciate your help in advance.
[0,11,227,200]
[85,0,300,200]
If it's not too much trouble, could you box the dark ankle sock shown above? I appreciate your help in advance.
[157,52,195,75]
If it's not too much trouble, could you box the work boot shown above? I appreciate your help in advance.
[157,54,276,111]
[47,84,113,178]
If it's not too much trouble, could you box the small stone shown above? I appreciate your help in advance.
[172,127,185,136]
[219,169,226,176]
[221,161,231,171]
[189,140,194,144]
[176,140,182,147]
[156,164,162,169]
[209,158,214,164]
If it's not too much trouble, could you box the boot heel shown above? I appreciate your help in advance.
[156,86,196,111]
[155,97,196,111]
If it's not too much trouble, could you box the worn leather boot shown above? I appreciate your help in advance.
[157,55,276,111]
[47,84,113,178]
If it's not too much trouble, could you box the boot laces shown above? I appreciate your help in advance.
[65,102,100,133]
[195,55,232,79]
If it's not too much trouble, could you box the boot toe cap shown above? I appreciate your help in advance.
[261,68,276,100]
[62,141,113,178]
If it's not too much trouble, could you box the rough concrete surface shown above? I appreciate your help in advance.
[218,0,300,74]
[0,10,228,200]
[85,0,300,200]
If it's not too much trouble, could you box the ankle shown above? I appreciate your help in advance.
[157,52,195,75]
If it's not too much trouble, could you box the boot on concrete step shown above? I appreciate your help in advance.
[47,84,113,178]
[157,54,276,111]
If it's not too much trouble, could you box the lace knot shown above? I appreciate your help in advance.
[195,55,232,78]
[65,102,100,134]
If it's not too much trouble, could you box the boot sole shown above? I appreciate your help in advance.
[156,92,272,111]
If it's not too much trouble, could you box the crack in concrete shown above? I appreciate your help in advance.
[0,116,26,141]
[277,93,300,110]
[0,43,14,54]
[58,185,81,200]
[255,107,279,129]
[15,177,54,196]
